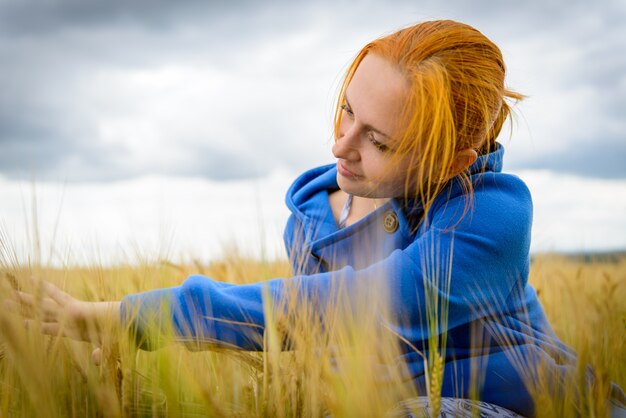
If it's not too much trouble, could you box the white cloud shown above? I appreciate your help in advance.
[514,170,626,253]
[2,169,625,267]
[0,170,294,267]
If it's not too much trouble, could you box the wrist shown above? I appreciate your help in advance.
[70,301,121,344]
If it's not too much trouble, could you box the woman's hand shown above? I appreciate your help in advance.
[5,279,121,345]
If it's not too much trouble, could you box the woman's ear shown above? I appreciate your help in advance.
[448,148,478,178]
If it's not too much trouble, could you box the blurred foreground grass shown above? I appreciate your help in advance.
[0,253,624,417]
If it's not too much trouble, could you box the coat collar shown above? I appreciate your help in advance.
[285,143,505,244]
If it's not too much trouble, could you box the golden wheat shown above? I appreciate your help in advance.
[0,253,624,417]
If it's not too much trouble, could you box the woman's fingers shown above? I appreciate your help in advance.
[91,347,102,366]
[6,278,74,313]
[12,291,64,322]
[14,290,36,308]
[24,318,89,341]
[6,281,105,346]
[24,319,60,336]
[7,279,104,344]
[6,288,77,329]
[41,280,72,305]
[38,321,61,336]
[11,284,55,310]
[25,278,72,304]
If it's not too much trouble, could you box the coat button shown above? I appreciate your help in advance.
[383,211,399,233]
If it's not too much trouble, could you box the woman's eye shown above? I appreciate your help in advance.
[340,104,353,116]
[369,135,388,152]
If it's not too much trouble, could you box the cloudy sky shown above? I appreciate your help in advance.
[1,0,625,265]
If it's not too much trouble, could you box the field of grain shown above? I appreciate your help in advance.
[0,253,624,417]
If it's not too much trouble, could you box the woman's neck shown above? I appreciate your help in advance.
[329,189,389,228]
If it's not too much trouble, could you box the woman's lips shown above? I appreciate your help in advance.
[337,160,359,178]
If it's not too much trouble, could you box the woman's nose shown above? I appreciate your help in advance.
[332,126,360,161]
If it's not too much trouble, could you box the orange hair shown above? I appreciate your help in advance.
[334,20,523,219]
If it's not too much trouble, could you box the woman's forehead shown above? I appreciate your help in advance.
[346,54,408,138]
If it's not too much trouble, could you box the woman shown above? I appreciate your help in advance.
[9,20,623,417]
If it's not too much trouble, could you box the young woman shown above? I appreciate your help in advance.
[9,20,625,417]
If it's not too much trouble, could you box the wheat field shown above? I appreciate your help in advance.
[0,252,624,417]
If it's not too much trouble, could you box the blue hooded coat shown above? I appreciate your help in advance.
[120,144,578,416]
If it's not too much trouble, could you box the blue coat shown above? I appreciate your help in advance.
[121,144,576,416]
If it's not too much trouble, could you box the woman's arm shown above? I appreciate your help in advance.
[6,174,532,354]
[120,174,534,352]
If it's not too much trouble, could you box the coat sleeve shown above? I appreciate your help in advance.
[120,174,533,351]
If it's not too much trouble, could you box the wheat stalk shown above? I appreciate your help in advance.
[427,351,444,417]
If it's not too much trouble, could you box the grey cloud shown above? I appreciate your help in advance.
[509,137,626,179]
[0,117,130,183]
[1,0,625,182]
[0,0,274,37]
[0,135,265,183]
[0,140,123,183]
[0,1,317,182]
[180,143,267,181]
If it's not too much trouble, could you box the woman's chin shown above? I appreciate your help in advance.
[336,175,362,195]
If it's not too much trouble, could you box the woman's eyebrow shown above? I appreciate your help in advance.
[345,95,393,140]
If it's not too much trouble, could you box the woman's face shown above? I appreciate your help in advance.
[332,53,413,198]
